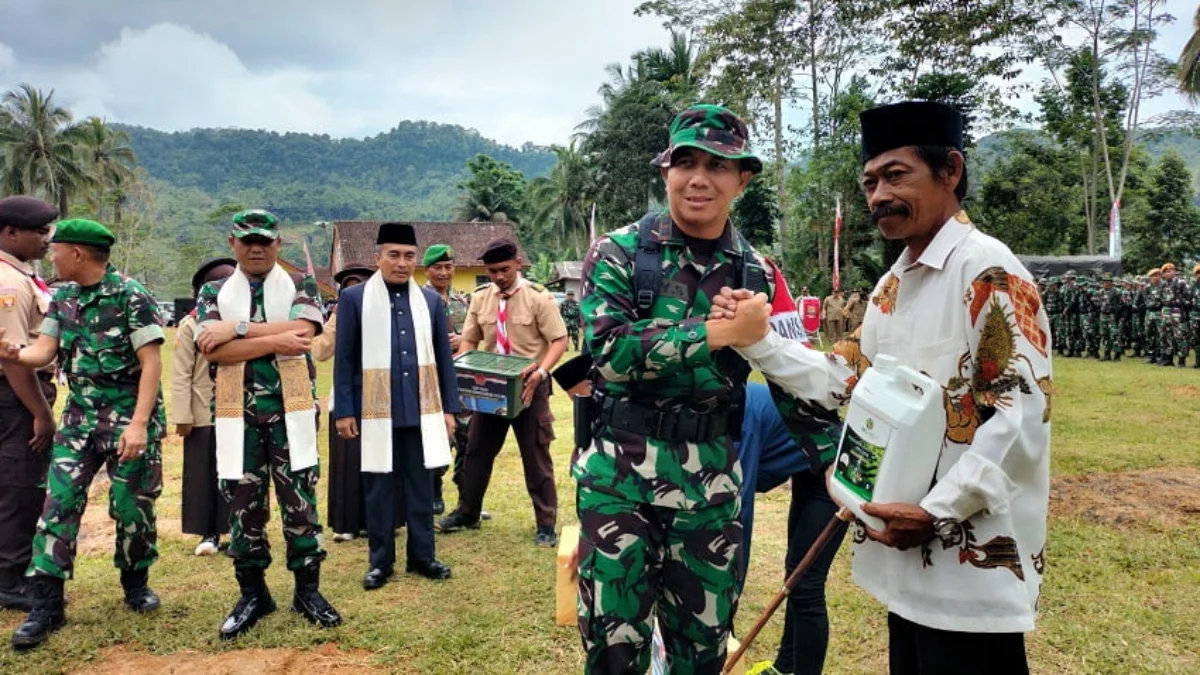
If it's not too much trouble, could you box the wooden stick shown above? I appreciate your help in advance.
[723,507,854,674]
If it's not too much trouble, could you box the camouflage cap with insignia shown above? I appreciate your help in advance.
[651,104,763,174]
[231,209,280,240]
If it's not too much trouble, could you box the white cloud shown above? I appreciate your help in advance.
[0,42,14,73]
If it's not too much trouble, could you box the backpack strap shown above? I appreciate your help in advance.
[632,212,663,319]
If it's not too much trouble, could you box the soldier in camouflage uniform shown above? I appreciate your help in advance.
[1061,271,1083,357]
[1143,268,1165,364]
[422,244,473,515]
[1191,265,1200,368]
[1130,277,1146,357]
[1044,278,1063,355]
[575,105,826,674]
[1097,274,1125,361]
[1082,277,1102,359]
[1158,263,1193,367]
[0,220,165,650]
[195,210,340,639]
[560,290,582,351]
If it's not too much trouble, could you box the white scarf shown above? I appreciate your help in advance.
[213,264,319,480]
[360,272,452,473]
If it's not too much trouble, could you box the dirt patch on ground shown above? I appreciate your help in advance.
[1050,467,1200,530]
[77,476,185,556]
[72,644,383,674]
[1169,385,1200,398]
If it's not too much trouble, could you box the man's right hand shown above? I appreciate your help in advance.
[175,423,193,438]
[274,330,312,356]
[31,414,55,452]
[335,417,359,439]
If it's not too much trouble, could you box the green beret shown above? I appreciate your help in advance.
[422,244,454,267]
[51,219,116,249]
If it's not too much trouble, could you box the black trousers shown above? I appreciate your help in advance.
[363,427,434,572]
[180,426,229,537]
[889,612,1030,675]
[0,375,55,577]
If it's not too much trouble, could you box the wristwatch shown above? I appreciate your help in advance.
[932,517,961,541]
[536,367,550,381]
[235,321,250,338]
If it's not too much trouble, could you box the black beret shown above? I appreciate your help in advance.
[335,265,375,285]
[860,101,964,162]
[377,222,417,246]
[191,257,238,293]
[480,237,519,264]
[0,196,58,230]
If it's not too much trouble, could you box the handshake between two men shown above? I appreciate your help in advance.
[705,288,772,351]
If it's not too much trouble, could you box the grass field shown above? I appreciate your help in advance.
[0,333,1198,673]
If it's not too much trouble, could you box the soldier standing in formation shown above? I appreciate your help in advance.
[559,289,582,351]
[1060,271,1083,357]
[194,209,340,639]
[1192,265,1200,368]
[0,197,58,613]
[1158,263,1192,367]
[172,258,236,556]
[821,289,844,340]
[1143,268,1165,364]
[1,219,166,649]
[1097,274,1125,361]
[421,244,478,517]
[312,265,375,542]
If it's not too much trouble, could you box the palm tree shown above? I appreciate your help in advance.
[0,84,91,215]
[77,117,138,226]
[1179,6,1200,103]
[528,141,594,253]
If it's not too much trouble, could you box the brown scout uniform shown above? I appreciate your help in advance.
[454,278,568,528]
[822,293,845,340]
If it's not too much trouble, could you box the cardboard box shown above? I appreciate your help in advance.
[454,350,536,419]
[556,525,580,627]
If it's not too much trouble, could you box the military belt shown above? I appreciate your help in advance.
[596,396,730,444]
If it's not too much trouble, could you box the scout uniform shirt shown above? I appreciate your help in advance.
[738,212,1051,635]
[39,264,167,443]
[169,312,215,428]
[195,274,324,424]
[461,277,566,363]
[0,249,54,373]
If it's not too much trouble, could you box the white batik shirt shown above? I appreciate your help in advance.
[738,211,1052,633]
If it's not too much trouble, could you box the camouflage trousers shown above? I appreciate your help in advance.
[567,324,581,350]
[1144,312,1164,358]
[1081,314,1100,353]
[1063,314,1082,353]
[220,421,325,571]
[1099,315,1122,355]
[1160,309,1189,359]
[576,484,742,675]
[29,429,162,580]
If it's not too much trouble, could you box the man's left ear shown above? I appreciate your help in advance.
[739,171,754,191]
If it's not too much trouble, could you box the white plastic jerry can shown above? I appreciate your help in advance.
[830,354,947,532]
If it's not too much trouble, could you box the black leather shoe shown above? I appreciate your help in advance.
[219,568,276,641]
[436,511,481,533]
[120,570,160,613]
[291,566,342,628]
[11,577,65,650]
[406,559,452,580]
[362,568,393,590]
[0,578,32,612]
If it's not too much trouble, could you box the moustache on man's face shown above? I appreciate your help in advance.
[871,204,910,224]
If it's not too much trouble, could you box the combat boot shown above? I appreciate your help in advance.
[0,568,33,612]
[120,569,160,613]
[11,576,65,650]
[291,566,341,628]
[219,567,276,640]
[1101,350,1111,362]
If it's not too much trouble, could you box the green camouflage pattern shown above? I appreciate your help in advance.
[1159,277,1193,359]
[196,275,322,423]
[29,264,166,579]
[1192,279,1200,362]
[1059,282,1084,355]
[219,421,325,571]
[575,211,790,510]
[576,484,741,674]
[1097,285,1125,356]
[651,104,763,173]
[560,298,582,349]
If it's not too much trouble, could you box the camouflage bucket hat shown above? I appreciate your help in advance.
[231,209,280,240]
[651,104,763,174]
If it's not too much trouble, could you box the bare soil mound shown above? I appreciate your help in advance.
[72,644,382,674]
[1051,467,1200,530]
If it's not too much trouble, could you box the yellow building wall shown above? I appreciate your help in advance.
[420,266,490,295]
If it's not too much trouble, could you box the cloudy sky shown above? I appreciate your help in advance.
[0,0,1196,147]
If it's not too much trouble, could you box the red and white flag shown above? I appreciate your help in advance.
[833,198,842,291]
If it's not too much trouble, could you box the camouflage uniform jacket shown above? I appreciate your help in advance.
[1097,287,1124,315]
[195,274,322,424]
[1144,282,1164,311]
[577,211,811,510]
[1161,277,1192,311]
[559,299,581,327]
[426,283,470,334]
[39,264,167,443]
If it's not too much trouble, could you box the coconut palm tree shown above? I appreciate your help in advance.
[1179,6,1200,103]
[0,83,91,215]
[77,117,138,226]
[528,141,594,253]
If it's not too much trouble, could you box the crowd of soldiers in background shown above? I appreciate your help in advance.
[1040,262,1200,367]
